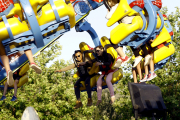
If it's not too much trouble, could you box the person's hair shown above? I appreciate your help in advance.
[74,50,82,54]
[107,0,119,7]
[95,45,104,52]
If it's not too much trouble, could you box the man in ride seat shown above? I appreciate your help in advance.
[55,50,96,109]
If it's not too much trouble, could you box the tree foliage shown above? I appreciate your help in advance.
[0,7,180,119]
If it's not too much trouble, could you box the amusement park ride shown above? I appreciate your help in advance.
[0,0,175,119]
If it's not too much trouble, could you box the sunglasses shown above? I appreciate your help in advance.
[96,50,100,53]
[75,55,81,58]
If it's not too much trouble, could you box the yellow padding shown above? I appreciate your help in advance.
[0,18,29,41]
[154,44,175,64]
[0,3,24,21]
[3,74,28,88]
[79,42,95,60]
[19,63,30,76]
[156,15,161,29]
[79,75,99,91]
[88,62,99,75]
[35,0,75,28]
[79,42,99,75]
[29,0,49,16]
[110,16,143,45]
[100,36,117,70]
[73,71,80,78]
[96,68,123,87]
[107,0,138,27]
[151,27,171,48]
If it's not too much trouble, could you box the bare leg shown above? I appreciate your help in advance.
[136,62,142,80]
[144,64,149,75]
[97,75,104,100]
[3,82,8,96]
[25,50,42,74]
[0,55,10,72]
[149,53,154,73]
[116,47,125,58]
[132,68,137,83]
[14,80,19,97]
[24,50,34,64]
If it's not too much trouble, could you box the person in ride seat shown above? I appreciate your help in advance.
[80,45,118,105]
[140,41,157,82]
[132,42,157,83]
[55,50,96,109]
[0,0,42,86]
[0,68,21,101]
[104,0,130,67]
[105,0,156,82]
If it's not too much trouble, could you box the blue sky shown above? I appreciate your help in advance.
[48,0,180,66]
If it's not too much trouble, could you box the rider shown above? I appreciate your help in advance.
[55,50,96,109]
[0,0,42,86]
[0,68,21,101]
[79,45,118,105]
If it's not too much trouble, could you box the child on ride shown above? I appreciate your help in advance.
[0,0,42,86]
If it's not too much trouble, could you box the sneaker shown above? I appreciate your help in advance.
[11,96,17,101]
[144,55,152,66]
[140,75,148,82]
[133,56,143,68]
[121,56,130,65]
[0,96,6,101]
[7,70,14,86]
[147,73,157,81]
[30,63,42,74]
[114,57,122,68]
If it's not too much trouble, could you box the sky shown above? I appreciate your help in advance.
[47,0,180,66]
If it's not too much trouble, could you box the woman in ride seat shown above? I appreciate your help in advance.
[94,45,118,105]
[80,45,118,105]
[55,50,96,109]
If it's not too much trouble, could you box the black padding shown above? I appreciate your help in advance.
[128,82,167,118]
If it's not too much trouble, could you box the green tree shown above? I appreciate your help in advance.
[0,7,179,120]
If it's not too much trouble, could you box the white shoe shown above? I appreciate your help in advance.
[140,75,148,82]
[114,57,122,68]
[7,70,14,86]
[144,55,152,66]
[133,56,143,68]
[147,73,157,81]
[105,4,119,20]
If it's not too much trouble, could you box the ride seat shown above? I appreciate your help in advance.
[0,2,30,51]
[110,16,144,44]
[0,3,24,22]
[107,0,144,27]
[100,36,118,69]
[29,0,76,28]
[96,37,123,88]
